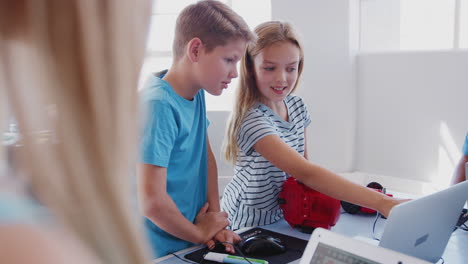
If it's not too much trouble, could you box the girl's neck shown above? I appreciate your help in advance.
[262,99,289,122]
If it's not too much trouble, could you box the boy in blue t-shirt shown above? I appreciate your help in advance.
[451,132,468,185]
[138,1,254,258]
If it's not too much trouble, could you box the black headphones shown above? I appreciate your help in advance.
[341,182,384,214]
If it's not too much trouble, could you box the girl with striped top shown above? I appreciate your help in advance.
[221,21,406,230]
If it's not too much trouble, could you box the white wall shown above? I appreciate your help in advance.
[271,0,359,172]
[357,51,468,187]
[209,1,468,193]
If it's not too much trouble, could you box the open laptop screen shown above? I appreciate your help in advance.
[378,180,468,262]
[310,242,379,264]
[300,228,430,264]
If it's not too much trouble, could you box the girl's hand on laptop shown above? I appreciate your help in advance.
[381,197,411,218]
[194,203,229,244]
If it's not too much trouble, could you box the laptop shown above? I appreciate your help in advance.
[300,228,430,264]
[378,180,468,263]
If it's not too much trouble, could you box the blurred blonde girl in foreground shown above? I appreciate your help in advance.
[0,1,151,263]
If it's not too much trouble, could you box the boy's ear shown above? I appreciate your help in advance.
[186,38,203,62]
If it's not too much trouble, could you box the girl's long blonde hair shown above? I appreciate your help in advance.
[224,21,305,163]
[0,1,151,263]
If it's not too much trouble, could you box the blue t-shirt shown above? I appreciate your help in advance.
[139,72,209,258]
[463,133,468,156]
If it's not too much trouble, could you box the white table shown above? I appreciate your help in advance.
[153,210,467,263]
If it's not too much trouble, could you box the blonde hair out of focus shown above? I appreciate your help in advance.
[0,1,152,263]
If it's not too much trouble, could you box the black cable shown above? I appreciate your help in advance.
[371,187,387,241]
[171,252,199,264]
[372,212,381,241]
[453,223,468,232]
[220,241,254,264]
[438,256,445,264]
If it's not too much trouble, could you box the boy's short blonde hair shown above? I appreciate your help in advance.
[173,0,254,59]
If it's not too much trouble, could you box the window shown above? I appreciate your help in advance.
[360,0,468,52]
[139,0,272,111]
[400,0,456,50]
[460,0,468,47]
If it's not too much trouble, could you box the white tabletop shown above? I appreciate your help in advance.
[153,209,468,263]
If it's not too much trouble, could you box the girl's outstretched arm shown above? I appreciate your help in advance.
[253,135,404,218]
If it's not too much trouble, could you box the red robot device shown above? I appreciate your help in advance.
[278,177,341,233]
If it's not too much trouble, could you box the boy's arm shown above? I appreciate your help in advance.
[206,137,221,212]
[137,163,228,245]
[206,137,241,254]
[212,229,241,254]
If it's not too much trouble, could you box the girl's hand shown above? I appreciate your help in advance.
[381,197,411,218]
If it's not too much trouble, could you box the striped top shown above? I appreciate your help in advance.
[221,95,311,230]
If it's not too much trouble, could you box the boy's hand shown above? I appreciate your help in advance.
[194,203,229,244]
[208,229,241,254]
